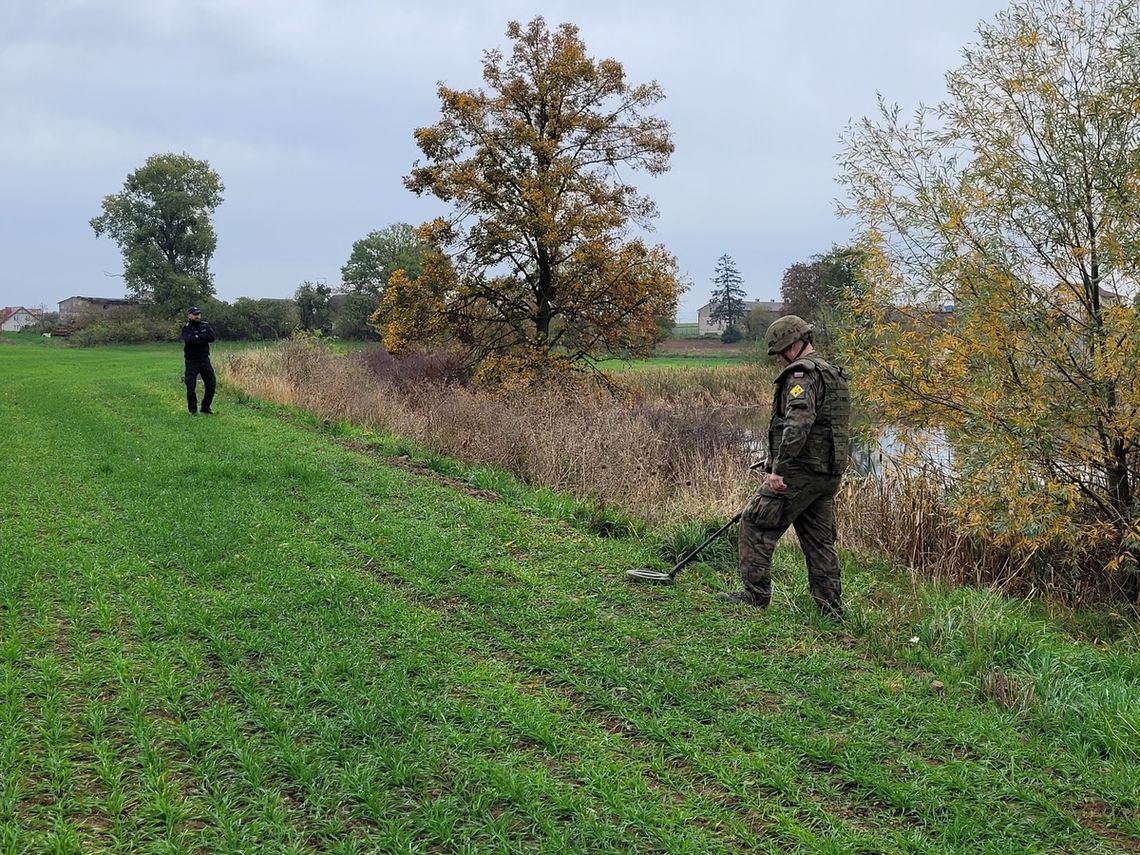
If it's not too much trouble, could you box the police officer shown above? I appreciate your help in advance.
[718,315,851,617]
[180,306,216,415]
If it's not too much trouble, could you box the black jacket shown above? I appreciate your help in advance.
[181,320,216,360]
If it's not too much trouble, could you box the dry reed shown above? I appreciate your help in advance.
[613,364,774,405]
[836,471,1017,588]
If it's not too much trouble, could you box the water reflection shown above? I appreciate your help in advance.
[743,426,953,479]
[851,427,952,478]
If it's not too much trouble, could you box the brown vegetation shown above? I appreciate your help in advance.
[653,339,749,355]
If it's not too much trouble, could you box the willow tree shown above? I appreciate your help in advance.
[372,17,680,381]
[839,0,1140,592]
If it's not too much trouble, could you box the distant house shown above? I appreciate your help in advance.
[697,299,786,335]
[885,304,955,331]
[0,307,43,331]
[1050,282,1127,309]
[887,283,1130,331]
[58,296,137,323]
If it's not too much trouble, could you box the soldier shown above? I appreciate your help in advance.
[718,315,851,618]
[180,306,217,415]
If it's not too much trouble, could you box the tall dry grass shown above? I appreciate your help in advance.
[837,460,1123,602]
[836,472,1019,590]
[613,365,773,405]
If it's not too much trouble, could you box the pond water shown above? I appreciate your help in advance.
[744,425,952,478]
[851,426,952,477]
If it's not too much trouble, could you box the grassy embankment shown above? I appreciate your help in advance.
[1,336,1138,853]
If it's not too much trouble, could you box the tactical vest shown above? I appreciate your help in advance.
[769,355,851,475]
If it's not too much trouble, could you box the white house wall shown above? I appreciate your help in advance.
[1,310,36,331]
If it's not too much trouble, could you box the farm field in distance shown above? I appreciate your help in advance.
[669,322,700,338]
[1,336,1137,853]
[598,336,755,371]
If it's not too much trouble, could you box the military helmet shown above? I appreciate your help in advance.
[765,315,813,355]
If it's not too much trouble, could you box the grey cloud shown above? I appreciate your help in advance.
[2,0,1008,318]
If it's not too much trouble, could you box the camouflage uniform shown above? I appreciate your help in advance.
[739,353,851,616]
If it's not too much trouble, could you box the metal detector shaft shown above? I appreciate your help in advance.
[666,511,743,579]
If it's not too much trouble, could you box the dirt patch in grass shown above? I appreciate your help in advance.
[1075,801,1140,853]
[339,441,503,503]
[733,686,785,714]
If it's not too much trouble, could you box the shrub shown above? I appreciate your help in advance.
[69,312,174,346]
[210,297,298,340]
[351,346,470,389]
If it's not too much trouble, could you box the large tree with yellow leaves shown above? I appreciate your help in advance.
[839,0,1140,590]
[372,17,680,382]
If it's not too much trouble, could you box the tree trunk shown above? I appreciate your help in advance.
[535,246,554,345]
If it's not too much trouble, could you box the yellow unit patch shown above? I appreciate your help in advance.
[789,384,805,398]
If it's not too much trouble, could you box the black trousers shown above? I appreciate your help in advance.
[184,358,216,413]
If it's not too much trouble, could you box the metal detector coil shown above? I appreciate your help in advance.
[625,567,674,583]
[626,511,743,585]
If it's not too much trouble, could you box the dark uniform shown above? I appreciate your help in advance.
[738,353,851,616]
[180,314,216,414]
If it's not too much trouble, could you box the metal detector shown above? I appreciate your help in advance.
[626,511,743,584]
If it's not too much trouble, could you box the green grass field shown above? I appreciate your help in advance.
[598,343,756,371]
[667,322,699,338]
[1,337,1138,853]
[596,355,752,371]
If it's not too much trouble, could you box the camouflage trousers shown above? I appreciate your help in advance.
[738,473,844,616]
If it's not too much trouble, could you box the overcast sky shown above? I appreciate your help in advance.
[1,0,1010,321]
